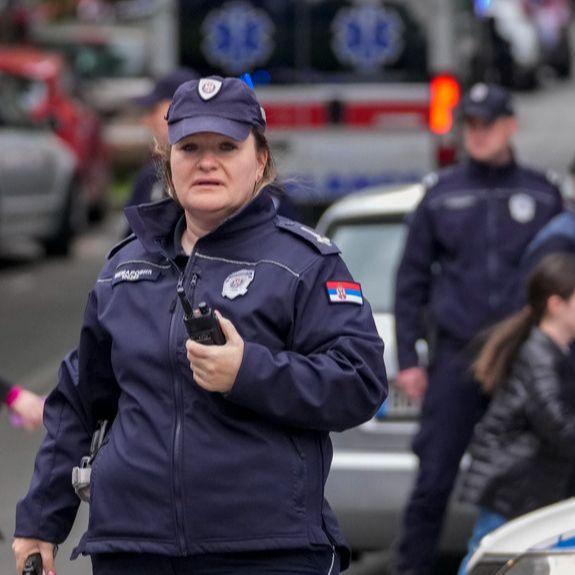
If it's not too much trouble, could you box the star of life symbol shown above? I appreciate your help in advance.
[198,78,223,101]
[202,1,275,74]
[331,5,405,71]
[222,269,255,300]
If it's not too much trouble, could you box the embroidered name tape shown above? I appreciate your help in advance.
[326,281,363,305]
[113,266,161,285]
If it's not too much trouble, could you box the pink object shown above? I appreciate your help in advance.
[5,385,22,408]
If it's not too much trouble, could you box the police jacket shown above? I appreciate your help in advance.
[521,210,575,274]
[15,189,387,568]
[395,158,562,370]
[459,328,575,518]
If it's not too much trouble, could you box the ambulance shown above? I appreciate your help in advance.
[179,0,484,222]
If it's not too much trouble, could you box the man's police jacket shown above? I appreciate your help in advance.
[395,157,562,370]
[15,189,387,568]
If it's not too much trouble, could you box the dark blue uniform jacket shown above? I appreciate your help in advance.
[521,210,575,273]
[395,158,562,370]
[15,189,387,568]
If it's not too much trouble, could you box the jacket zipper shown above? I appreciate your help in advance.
[162,246,194,555]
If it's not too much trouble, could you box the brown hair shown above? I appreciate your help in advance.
[156,128,277,204]
[474,252,575,393]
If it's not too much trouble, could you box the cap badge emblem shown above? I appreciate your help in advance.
[222,269,255,300]
[198,78,223,101]
[470,83,489,102]
[509,193,535,224]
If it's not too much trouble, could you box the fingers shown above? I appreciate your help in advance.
[40,544,56,575]
[215,311,240,344]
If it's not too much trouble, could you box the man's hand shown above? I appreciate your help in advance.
[12,538,56,575]
[396,367,428,400]
[186,311,244,394]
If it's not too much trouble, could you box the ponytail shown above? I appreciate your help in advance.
[474,252,575,394]
[473,305,536,394]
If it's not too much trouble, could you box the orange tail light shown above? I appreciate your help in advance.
[429,75,461,135]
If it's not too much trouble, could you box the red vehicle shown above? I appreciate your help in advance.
[0,46,110,220]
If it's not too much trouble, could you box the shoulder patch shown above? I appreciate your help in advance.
[275,218,340,255]
[107,234,137,260]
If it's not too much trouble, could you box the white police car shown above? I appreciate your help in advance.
[466,498,575,575]
[318,184,476,553]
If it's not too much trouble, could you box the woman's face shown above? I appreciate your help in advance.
[170,132,267,226]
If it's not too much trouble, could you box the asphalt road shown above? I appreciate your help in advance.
[1,78,575,574]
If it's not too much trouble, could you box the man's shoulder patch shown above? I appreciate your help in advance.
[107,234,138,260]
[275,218,340,255]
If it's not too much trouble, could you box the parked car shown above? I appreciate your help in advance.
[0,46,110,221]
[0,101,84,256]
[318,184,476,554]
[466,497,575,574]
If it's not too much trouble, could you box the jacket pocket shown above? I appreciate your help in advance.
[288,433,307,515]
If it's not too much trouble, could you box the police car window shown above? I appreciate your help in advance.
[330,221,407,313]
[179,0,427,83]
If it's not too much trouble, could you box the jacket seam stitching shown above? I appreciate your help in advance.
[115,260,171,270]
[196,252,300,278]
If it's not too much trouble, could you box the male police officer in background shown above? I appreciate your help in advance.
[392,83,563,575]
[122,68,197,235]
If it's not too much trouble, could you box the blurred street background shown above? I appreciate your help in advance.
[2,1,575,573]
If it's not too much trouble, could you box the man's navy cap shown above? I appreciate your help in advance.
[166,76,266,145]
[133,68,198,108]
[460,83,514,122]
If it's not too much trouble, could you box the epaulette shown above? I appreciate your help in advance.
[275,218,340,255]
[107,234,137,260]
[422,172,439,191]
[545,169,563,188]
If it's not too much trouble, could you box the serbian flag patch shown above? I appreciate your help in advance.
[326,281,364,305]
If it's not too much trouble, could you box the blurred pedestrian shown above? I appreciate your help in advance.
[13,76,387,575]
[123,68,198,235]
[393,82,563,575]
[0,375,43,432]
[458,252,575,574]
[521,158,575,273]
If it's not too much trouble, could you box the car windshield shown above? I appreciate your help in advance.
[330,219,407,313]
[0,72,47,127]
[497,552,575,574]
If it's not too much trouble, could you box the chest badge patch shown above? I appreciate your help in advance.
[326,281,363,305]
[222,269,255,300]
[509,193,535,223]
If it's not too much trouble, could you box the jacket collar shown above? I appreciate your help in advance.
[124,187,277,257]
[530,327,569,358]
[465,152,518,179]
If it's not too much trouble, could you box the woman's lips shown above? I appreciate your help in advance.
[194,180,222,186]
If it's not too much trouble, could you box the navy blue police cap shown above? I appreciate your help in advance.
[166,76,266,145]
[133,68,198,108]
[460,83,514,122]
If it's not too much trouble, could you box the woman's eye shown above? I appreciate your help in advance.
[181,143,198,152]
[220,142,237,152]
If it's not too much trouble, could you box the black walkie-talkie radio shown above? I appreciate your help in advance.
[22,553,42,575]
[177,284,226,346]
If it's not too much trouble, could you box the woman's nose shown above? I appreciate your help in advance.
[197,150,218,169]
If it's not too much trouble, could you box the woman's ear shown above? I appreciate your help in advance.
[546,294,565,318]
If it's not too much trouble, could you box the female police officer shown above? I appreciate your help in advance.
[13,76,387,575]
